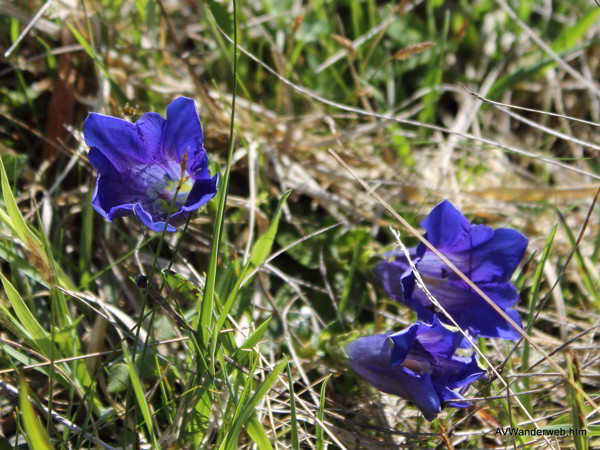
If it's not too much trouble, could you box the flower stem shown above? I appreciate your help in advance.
[198,0,237,376]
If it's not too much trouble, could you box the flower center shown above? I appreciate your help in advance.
[157,174,194,211]
[401,357,431,375]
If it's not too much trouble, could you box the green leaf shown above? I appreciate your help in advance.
[36,37,56,71]
[339,242,360,318]
[1,340,71,387]
[107,362,130,394]
[560,214,598,305]
[19,376,53,450]
[147,0,158,44]
[567,353,588,450]
[276,227,323,269]
[79,189,94,289]
[135,0,148,22]
[161,268,203,303]
[0,155,73,290]
[552,9,600,54]
[488,43,592,100]
[295,14,329,44]
[10,18,19,44]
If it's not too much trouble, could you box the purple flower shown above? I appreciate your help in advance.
[376,200,528,340]
[84,97,219,232]
[347,318,485,421]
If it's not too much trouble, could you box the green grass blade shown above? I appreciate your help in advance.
[559,214,598,305]
[286,362,300,450]
[339,241,360,320]
[0,207,20,238]
[0,273,55,359]
[245,415,273,450]
[0,157,42,255]
[19,376,53,450]
[222,357,287,450]
[567,353,588,450]
[521,223,556,412]
[248,190,292,270]
[197,0,239,352]
[316,374,331,450]
[67,23,128,103]
[0,159,73,290]
[230,317,272,367]
[210,190,291,365]
[79,190,94,289]
[121,343,158,449]
[219,352,257,449]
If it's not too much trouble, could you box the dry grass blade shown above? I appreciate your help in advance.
[3,0,53,57]
[331,34,356,58]
[392,42,436,60]
[460,83,600,128]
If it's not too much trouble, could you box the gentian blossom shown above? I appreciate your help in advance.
[376,200,527,340]
[85,97,219,232]
[347,318,485,421]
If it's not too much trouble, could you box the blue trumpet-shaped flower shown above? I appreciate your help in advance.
[376,200,527,340]
[85,97,219,232]
[347,318,485,421]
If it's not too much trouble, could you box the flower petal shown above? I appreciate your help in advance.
[347,334,395,369]
[92,175,136,221]
[348,359,442,421]
[421,200,471,249]
[134,204,176,232]
[135,112,166,157]
[434,384,471,409]
[465,228,528,283]
[414,317,462,357]
[411,281,522,340]
[163,97,208,175]
[388,326,418,365]
[443,355,486,389]
[89,148,141,221]
[417,203,528,285]
[374,258,411,303]
[84,112,165,172]
[181,173,219,212]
